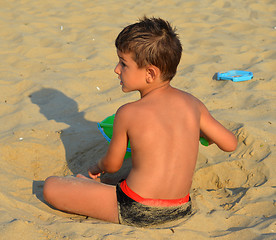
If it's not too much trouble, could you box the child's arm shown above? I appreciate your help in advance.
[89,106,130,177]
[88,164,103,179]
[199,102,237,152]
[200,130,214,145]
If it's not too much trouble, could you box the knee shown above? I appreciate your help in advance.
[43,176,59,204]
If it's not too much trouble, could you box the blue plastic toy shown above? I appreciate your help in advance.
[217,70,253,82]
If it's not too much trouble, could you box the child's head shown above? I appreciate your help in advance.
[115,17,182,81]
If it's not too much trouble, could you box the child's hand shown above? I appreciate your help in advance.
[200,130,214,145]
[88,164,103,180]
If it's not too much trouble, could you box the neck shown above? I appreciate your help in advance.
[139,81,171,98]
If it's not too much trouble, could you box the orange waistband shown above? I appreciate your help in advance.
[120,180,190,207]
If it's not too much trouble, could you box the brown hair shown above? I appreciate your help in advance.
[115,17,182,81]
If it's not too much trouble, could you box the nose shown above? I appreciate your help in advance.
[114,63,120,75]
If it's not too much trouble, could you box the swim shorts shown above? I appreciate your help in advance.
[116,180,192,228]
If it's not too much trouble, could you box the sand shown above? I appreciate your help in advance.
[0,0,275,239]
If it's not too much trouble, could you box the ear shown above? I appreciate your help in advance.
[146,65,160,83]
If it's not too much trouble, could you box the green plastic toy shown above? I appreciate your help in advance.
[97,114,131,158]
[200,137,209,146]
[98,114,209,158]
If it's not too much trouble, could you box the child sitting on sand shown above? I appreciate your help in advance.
[43,17,237,227]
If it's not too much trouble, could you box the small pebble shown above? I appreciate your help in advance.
[19,137,23,141]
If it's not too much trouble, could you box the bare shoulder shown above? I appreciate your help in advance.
[115,102,139,122]
[171,87,202,108]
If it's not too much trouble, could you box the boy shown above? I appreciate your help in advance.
[43,17,237,227]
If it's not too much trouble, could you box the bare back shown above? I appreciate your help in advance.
[124,86,201,199]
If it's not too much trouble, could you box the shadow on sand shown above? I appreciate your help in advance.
[30,88,131,200]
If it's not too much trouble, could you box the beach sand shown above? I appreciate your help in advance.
[0,0,275,239]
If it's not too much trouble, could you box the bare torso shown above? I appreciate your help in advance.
[125,85,201,199]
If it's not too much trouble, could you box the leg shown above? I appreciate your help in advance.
[43,176,119,223]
